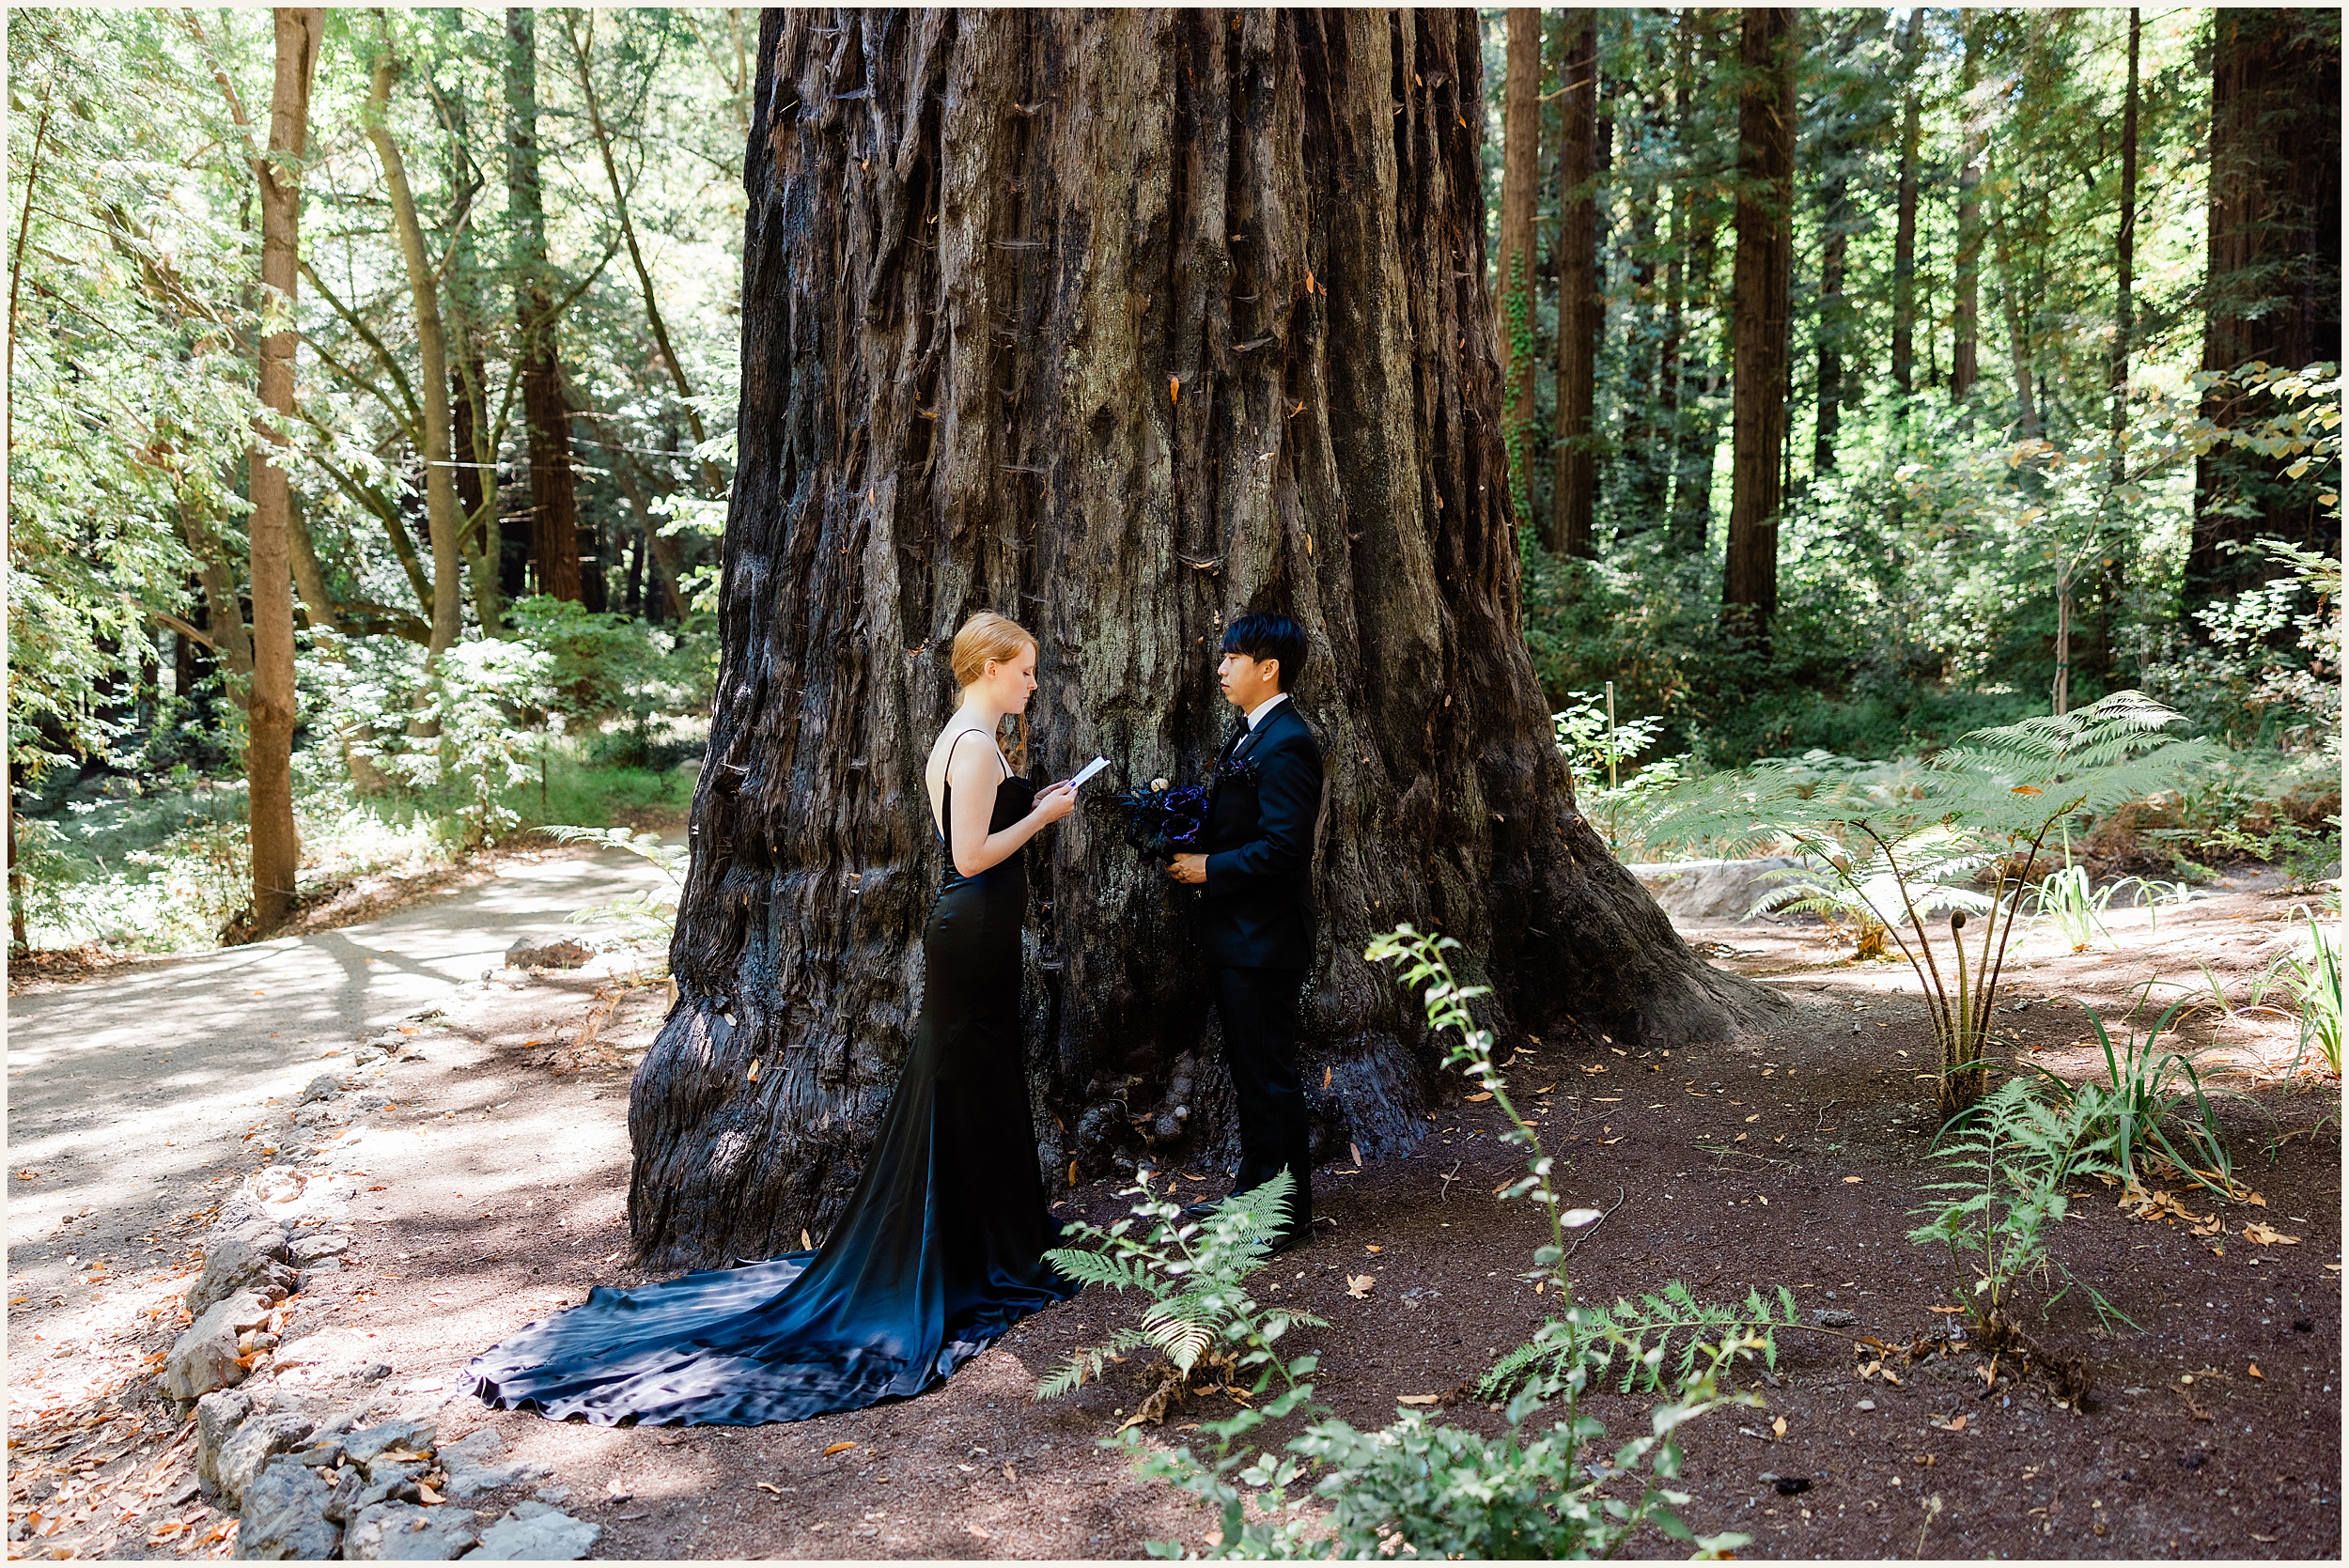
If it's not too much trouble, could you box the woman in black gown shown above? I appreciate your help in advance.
[468,612,1081,1425]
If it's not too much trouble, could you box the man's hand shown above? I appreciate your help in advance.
[1167,852,1208,886]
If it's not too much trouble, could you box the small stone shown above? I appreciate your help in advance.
[1812,1308,1859,1329]
[341,1502,479,1560]
[504,938,592,970]
[195,1389,257,1493]
[465,1504,599,1561]
[1856,1399,1876,1412]
[534,1487,570,1507]
[364,1361,394,1383]
[190,1231,297,1316]
[234,1452,339,1560]
[288,1234,350,1265]
[215,1413,319,1512]
[164,1292,273,1405]
[297,1075,343,1106]
[435,1430,506,1467]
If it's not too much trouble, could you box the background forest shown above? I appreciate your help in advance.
[7,6,2340,957]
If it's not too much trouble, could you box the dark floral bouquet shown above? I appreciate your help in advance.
[1111,777,1210,862]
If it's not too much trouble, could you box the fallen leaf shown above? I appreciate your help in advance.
[14,1172,36,1181]
[1770,1416,1787,1438]
[1744,1113,1761,1123]
[1464,1093,1493,1103]
[2248,1364,2263,1379]
[755,1482,784,1494]
[1364,1245,1382,1254]
[1930,1414,1968,1433]
[1397,1394,1439,1406]
[2243,1222,2301,1246]
[1350,1142,1363,1167]
[1843,1176,1865,1185]
[1322,1066,1331,1089]
[1346,1275,1377,1298]
[415,1483,442,1505]
[366,1186,387,1192]
[1926,1306,1966,1315]
[823,1442,857,1457]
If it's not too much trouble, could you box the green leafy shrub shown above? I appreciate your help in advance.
[372,640,553,849]
[2024,1000,2235,1196]
[1906,1078,2126,1339]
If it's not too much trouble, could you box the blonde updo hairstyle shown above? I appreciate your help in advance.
[950,610,1035,690]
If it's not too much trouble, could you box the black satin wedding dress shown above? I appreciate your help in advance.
[467,747,1078,1425]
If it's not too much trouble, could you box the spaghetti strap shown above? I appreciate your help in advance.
[935,729,1010,851]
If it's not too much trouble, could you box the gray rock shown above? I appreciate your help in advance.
[434,1430,504,1467]
[441,1462,548,1504]
[195,1389,257,1494]
[503,938,591,970]
[463,1503,599,1561]
[339,1419,439,1467]
[343,1502,479,1560]
[297,1074,344,1106]
[216,1413,320,1512]
[190,1230,298,1316]
[1812,1307,1859,1329]
[234,1453,339,1560]
[288,1234,350,1265]
[164,1292,273,1405]
[1626,856,1811,923]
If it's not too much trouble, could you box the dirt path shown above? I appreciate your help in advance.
[7,860,2339,1560]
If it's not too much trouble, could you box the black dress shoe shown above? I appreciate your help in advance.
[1268,1226,1312,1256]
[1179,1201,1221,1225]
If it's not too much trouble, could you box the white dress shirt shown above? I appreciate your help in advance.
[1245,691,1290,730]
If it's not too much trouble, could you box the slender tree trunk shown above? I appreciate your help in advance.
[1951,16,1982,402]
[1657,20,1690,513]
[1890,8,1925,397]
[1495,8,1540,512]
[1722,8,1793,640]
[506,8,584,604]
[564,10,726,499]
[365,26,463,658]
[1620,44,1667,530]
[242,8,321,930]
[632,8,1777,1269]
[2108,8,2139,483]
[1551,9,1599,558]
[1813,173,1847,473]
[2189,8,2341,616]
[584,410,690,622]
[1667,10,1721,555]
[1991,169,2041,439]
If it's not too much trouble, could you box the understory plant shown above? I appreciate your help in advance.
[2271,904,2344,1079]
[543,825,689,948]
[1046,927,1771,1560]
[1037,1170,1323,1430]
[1906,1077,2128,1340]
[2024,999,2236,1196]
[1650,691,2220,1112]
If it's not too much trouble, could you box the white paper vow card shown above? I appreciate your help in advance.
[1069,756,1111,788]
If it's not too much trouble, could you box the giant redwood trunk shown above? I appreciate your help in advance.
[1722,8,1792,638]
[2188,8,2341,618]
[630,8,1777,1271]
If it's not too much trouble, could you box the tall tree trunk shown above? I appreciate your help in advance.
[1813,173,1847,473]
[631,8,1776,1270]
[564,10,727,499]
[584,410,691,623]
[1890,8,1925,397]
[365,25,463,659]
[506,8,584,604]
[1667,10,1721,555]
[1991,167,2041,439]
[1619,36,1667,530]
[243,8,321,931]
[1495,8,1540,513]
[1551,9,1600,559]
[1951,16,1982,402]
[2189,8,2341,616]
[287,490,341,633]
[1722,8,1793,640]
[1657,18,1691,509]
[2108,8,2139,483]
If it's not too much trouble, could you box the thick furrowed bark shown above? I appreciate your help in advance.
[631,8,1780,1270]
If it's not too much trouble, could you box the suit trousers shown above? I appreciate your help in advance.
[1213,965,1313,1239]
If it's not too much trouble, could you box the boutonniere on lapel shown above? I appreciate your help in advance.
[1215,750,1264,787]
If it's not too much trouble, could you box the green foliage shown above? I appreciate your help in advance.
[2023,1001,2234,1196]
[1906,1077,2126,1333]
[541,825,686,946]
[1094,927,1765,1560]
[370,640,553,849]
[2270,905,2344,1079]
[1644,691,2220,1110]
[1038,1171,1318,1406]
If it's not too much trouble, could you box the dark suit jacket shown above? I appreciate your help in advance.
[1199,700,1324,970]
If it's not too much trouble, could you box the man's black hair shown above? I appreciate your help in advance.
[1221,613,1306,691]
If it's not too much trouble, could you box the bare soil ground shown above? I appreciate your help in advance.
[8,868,2339,1560]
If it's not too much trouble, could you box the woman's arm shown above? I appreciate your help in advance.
[947,743,1076,877]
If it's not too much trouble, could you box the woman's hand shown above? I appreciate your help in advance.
[1030,781,1079,826]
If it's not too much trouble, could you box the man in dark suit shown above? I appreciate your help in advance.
[1167,613,1324,1251]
